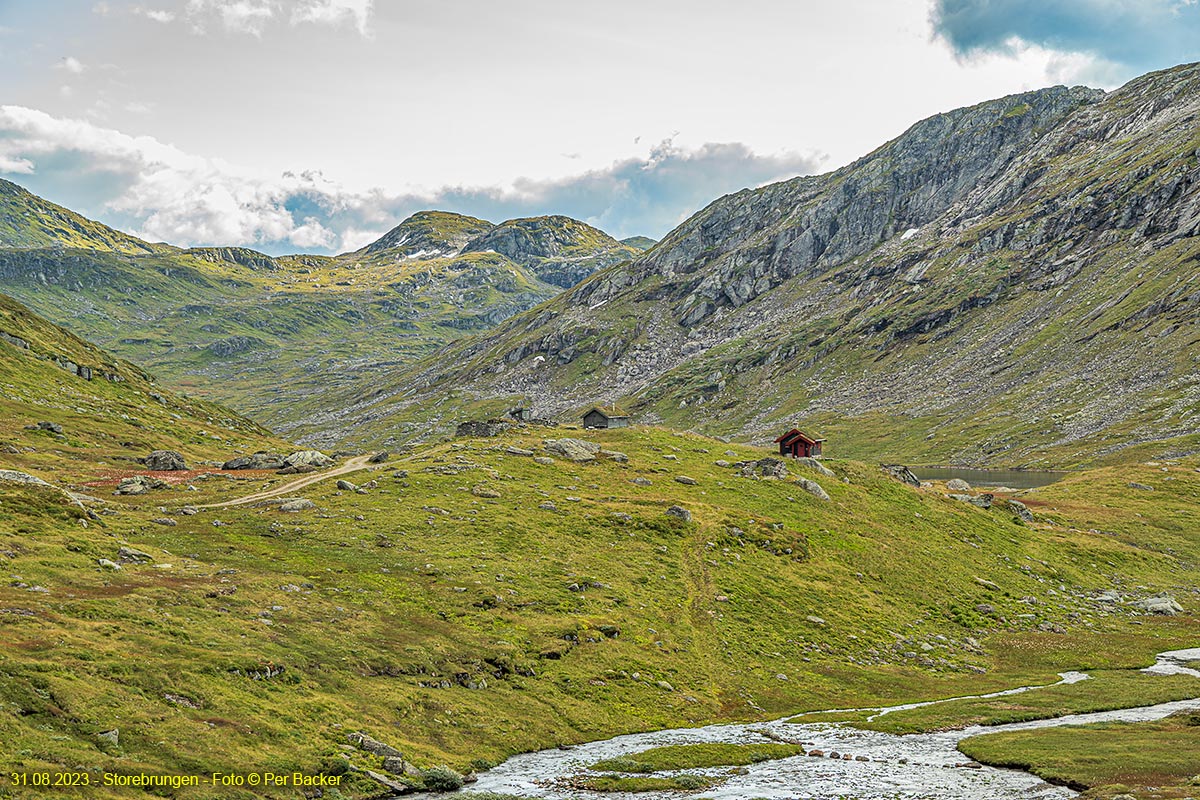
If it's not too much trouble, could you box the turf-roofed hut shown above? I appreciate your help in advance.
[775,428,825,458]
[583,406,630,429]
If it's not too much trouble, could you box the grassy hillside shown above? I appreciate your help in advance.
[0,179,158,254]
[0,293,286,482]
[2,419,1196,797]
[0,192,644,434]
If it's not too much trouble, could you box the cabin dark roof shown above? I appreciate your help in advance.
[774,428,825,445]
[585,406,629,420]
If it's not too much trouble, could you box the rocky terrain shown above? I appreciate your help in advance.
[300,63,1200,467]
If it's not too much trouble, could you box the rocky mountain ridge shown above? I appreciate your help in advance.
[295,63,1200,467]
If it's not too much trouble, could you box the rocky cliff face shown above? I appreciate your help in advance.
[461,216,642,288]
[300,63,1200,466]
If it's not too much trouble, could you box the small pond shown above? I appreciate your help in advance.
[909,466,1069,490]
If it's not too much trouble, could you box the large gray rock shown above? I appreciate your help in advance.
[0,470,53,488]
[1134,594,1183,615]
[881,465,921,486]
[145,450,188,471]
[795,457,834,477]
[796,477,830,501]
[284,450,332,468]
[115,475,169,495]
[946,478,972,491]
[1006,498,1034,522]
[665,505,692,522]
[222,452,285,470]
[543,438,601,462]
[279,498,316,512]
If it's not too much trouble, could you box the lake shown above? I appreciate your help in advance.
[909,466,1069,490]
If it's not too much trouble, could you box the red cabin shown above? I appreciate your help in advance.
[774,428,825,458]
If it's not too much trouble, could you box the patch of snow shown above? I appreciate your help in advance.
[900,228,920,241]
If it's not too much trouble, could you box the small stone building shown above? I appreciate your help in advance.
[582,407,630,429]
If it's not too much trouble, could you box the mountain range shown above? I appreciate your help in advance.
[0,180,649,431]
[3,64,1200,469]
[293,62,1200,467]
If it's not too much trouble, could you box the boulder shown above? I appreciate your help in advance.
[665,505,692,522]
[117,546,153,563]
[674,475,698,485]
[145,450,188,471]
[279,499,315,512]
[115,475,169,495]
[795,457,834,477]
[368,451,389,464]
[1006,498,1034,521]
[285,450,332,468]
[1127,482,1154,491]
[1134,594,1183,615]
[796,477,830,501]
[0,470,53,488]
[533,456,555,466]
[336,479,358,491]
[946,478,972,491]
[455,420,509,437]
[881,464,920,486]
[471,484,501,498]
[756,458,789,479]
[36,421,64,434]
[543,438,601,462]
[222,452,285,470]
[275,464,316,475]
[504,446,534,456]
[598,449,629,462]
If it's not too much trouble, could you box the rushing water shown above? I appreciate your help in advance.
[413,649,1200,800]
[908,467,1068,490]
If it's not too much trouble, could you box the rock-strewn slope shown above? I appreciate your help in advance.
[299,63,1200,466]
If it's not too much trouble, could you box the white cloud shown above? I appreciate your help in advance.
[92,2,111,15]
[58,57,86,74]
[0,155,35,174]
[134,0,373,37]
[134,7,177,23]
[291,0,373,37]
[0,106,822,253]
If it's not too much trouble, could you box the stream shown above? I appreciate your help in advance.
[415,648,1200,800]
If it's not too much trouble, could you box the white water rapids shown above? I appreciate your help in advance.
[408,648,1200,800]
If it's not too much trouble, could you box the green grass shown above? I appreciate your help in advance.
[571,773,719,792]
[959,710,1200,792]
[590,742,804,772]
[2,417,1199,797]
[859,670,1200,735]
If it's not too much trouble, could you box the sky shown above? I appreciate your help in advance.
[1,0,1198,255]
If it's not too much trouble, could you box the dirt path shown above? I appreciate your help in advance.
[195,454,379,509]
